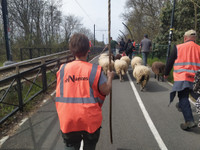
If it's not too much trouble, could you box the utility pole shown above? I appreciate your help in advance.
[1,0,13,65]
[166,0,176,60]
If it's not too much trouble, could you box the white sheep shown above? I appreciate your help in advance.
[133,64,151,91]
[151,61,165,82]
[99,53,109,60]
[114,59,128,82]
[120,56,131,66]
[131,56,143,70]
[98,54,114,75]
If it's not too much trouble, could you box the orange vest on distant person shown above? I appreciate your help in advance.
[89,41,92,52]
[55,61,105,133]
[132,42,136,51]
[173,41,200,82]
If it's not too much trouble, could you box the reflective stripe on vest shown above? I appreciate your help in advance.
[55,63,105,104]
[173,41,200,82]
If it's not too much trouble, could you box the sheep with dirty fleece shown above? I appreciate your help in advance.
[98,53,114,75]
[114,59,128,82]
[131,56,143,70]
[120,56,131,66]
[151,61,165,81]
[133,64,151,91]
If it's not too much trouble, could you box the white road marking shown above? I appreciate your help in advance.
[0,89,57,147]
[51,91,56,96]
[19,118,28,126]
[127,73,168,150]
[80,140,83,150]
[0,136,9,148]
[90,55,100,62]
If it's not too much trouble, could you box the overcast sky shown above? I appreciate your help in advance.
[61,0,127,43]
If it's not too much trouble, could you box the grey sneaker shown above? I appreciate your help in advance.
[180,121,197,130]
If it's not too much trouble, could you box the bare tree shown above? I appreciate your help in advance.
[61,15,81,43]
[123,0,168,42]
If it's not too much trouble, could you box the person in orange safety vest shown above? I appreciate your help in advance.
[164,29,200,131]
[55,33,114,150]
[132,39,136,58]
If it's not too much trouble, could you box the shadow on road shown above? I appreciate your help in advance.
[145,81,169,92]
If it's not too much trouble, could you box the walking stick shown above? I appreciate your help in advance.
[108,0,113,144]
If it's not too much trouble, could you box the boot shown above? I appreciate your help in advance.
[180,121,197,130]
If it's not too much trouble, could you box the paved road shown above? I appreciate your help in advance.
[1,55,200,150]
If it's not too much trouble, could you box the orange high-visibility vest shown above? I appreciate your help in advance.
[132,42,136,51]
[88,41,92,52]
[55,61,105,134]
[173,41,200,82]
[133,41,136,47]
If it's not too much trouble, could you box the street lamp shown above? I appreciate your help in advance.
[166,0,176,60]
[1,0,14,65]
[119,30,127,41]
[122,22,133,40]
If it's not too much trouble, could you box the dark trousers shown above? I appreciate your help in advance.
[61,128,101,150]
[178,88,194,122]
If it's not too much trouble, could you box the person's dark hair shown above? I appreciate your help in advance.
[144,34,148,38]
[69,33,89,57]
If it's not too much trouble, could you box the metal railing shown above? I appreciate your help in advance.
[0,46,104,124]
[20,47,65,61]
[0,52,74,124]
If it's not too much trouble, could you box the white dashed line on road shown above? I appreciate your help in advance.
[127,73,168,150]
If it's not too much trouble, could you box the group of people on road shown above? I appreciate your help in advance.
[110,34,152,66]
[55,29,200,149]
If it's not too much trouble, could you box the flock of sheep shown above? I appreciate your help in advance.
[98,53,166,91]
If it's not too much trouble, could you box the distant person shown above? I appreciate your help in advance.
[55,33,114,149]
[164,29,200,131]
[132,39,136,58]
[119,38,125,54]
[110,37,118,56]
[125,39,133,59]
[87,40,92,61]
[140,34,152,66]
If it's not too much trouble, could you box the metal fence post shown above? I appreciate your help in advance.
[20,48,23,61]
[29,48,32,59]
[16,67,23,111]
[41,59,47,92]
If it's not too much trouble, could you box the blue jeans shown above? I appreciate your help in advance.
[112,48,116,57]
[178,88,194,122]
[62,128,100,150]
[142,52,149,66]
